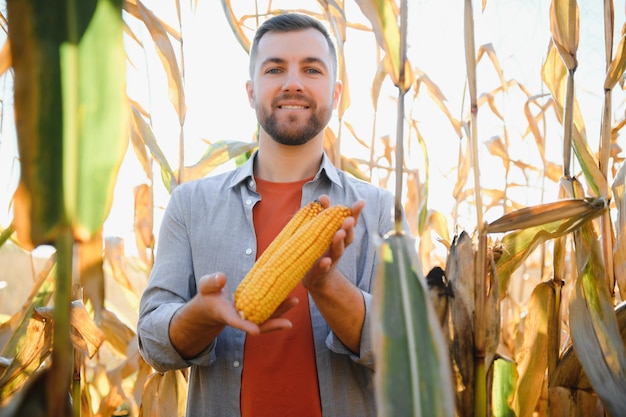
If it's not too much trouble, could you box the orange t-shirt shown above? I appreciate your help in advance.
[240,177,323,417]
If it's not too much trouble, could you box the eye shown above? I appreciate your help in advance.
[305,68,323,75]
[266,67,282,74]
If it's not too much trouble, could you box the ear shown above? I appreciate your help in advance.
[246,80,255,108]
[332,80,342,109]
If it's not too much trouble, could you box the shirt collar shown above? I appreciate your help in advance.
[228,150,343,189]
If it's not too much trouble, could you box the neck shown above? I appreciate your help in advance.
[254,136,323,182]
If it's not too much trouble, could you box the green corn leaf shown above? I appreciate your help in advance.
[492,357,515,417]
[63,0,128,241]
[372,232,455,417]
[10,0,127,245]
[0,223,14,248]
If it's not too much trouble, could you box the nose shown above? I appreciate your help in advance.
[282,69,303,92]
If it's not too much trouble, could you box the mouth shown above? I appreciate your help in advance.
[275,95,312,110]
[279,104,309,110]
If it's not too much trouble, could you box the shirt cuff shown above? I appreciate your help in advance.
[325,290,375,369]
[138,303,217,371]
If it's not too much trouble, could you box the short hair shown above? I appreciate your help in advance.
[248,13,338,79]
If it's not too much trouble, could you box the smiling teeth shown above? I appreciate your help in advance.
[281,105,306,109]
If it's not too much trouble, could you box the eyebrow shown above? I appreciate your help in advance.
[260,56,329,71]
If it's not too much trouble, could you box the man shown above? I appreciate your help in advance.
[138,12,398,417]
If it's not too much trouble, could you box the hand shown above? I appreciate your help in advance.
[302,196,365,289]
[197,273,298,335]
[170,273,298,359]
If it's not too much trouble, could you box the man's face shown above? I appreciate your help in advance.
[246,28,341,146]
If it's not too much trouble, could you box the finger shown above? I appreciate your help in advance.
[351,200,365,224]
[272,297,299,317]
[259,318,294,333]
[316,256,333,274]
[199,273,226,295]
[227,316,262,335]
[341,216,355,245]
[317,194,330,208]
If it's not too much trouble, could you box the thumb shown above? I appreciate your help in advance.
[199,273,227,295]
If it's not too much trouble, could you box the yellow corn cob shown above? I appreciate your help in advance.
[234,204,352,324]
[235,200,324,297]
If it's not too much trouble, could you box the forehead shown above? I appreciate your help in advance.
[253,28,333,70]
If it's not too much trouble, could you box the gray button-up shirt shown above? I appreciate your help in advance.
[138,152,397,417]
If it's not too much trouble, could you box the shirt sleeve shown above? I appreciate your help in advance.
[137,186,217,372]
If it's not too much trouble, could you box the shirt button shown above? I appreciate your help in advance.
[245,199,252,205]
[233,361,240,368]
[248,180,254,187]
[245,248,252,255]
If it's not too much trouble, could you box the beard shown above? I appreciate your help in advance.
[256,95,332,146]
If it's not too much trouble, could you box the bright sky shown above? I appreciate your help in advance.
[0,0,625,256]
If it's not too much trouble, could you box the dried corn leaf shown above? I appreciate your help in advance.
[123,0,181,42]
[453,138,472,200]
[323,5,351,120]
[129,105,177,192]
[36,300,105,360]
[493,205,602,301]
[541,42,606,197]
[78,231,105,324]
[101,308,136,357]
[95,384,126,417]
[181,140,258,181]
[104,237,136,296]
[523,95,552,159]
[133,0,186,124]
[569,222,626,417]
[220,0,251,53]
[613,163,626,300]
[133,352,156,405]
[552,303,626,392]
[0,256,55,358]
[0,40,10,78]
[445,231,474,416]
[477,43,507,92]
[487,198,606,234]
[549,0,579,71]
[128,102,154,181]
[371,61,386,112]
[512,281,559,417]
[355,0,413,91]
[68,300,105,359]
[134,184,154,265]
[412,70,463,137]
[139,370,187,417]
[548,386,599,417]
[0,315,51,402]
[605,23,626,90]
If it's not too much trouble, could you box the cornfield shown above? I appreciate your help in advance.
[0,0,625,416]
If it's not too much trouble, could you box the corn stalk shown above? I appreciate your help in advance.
[461,1,490,416]
[356,0,455,416]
